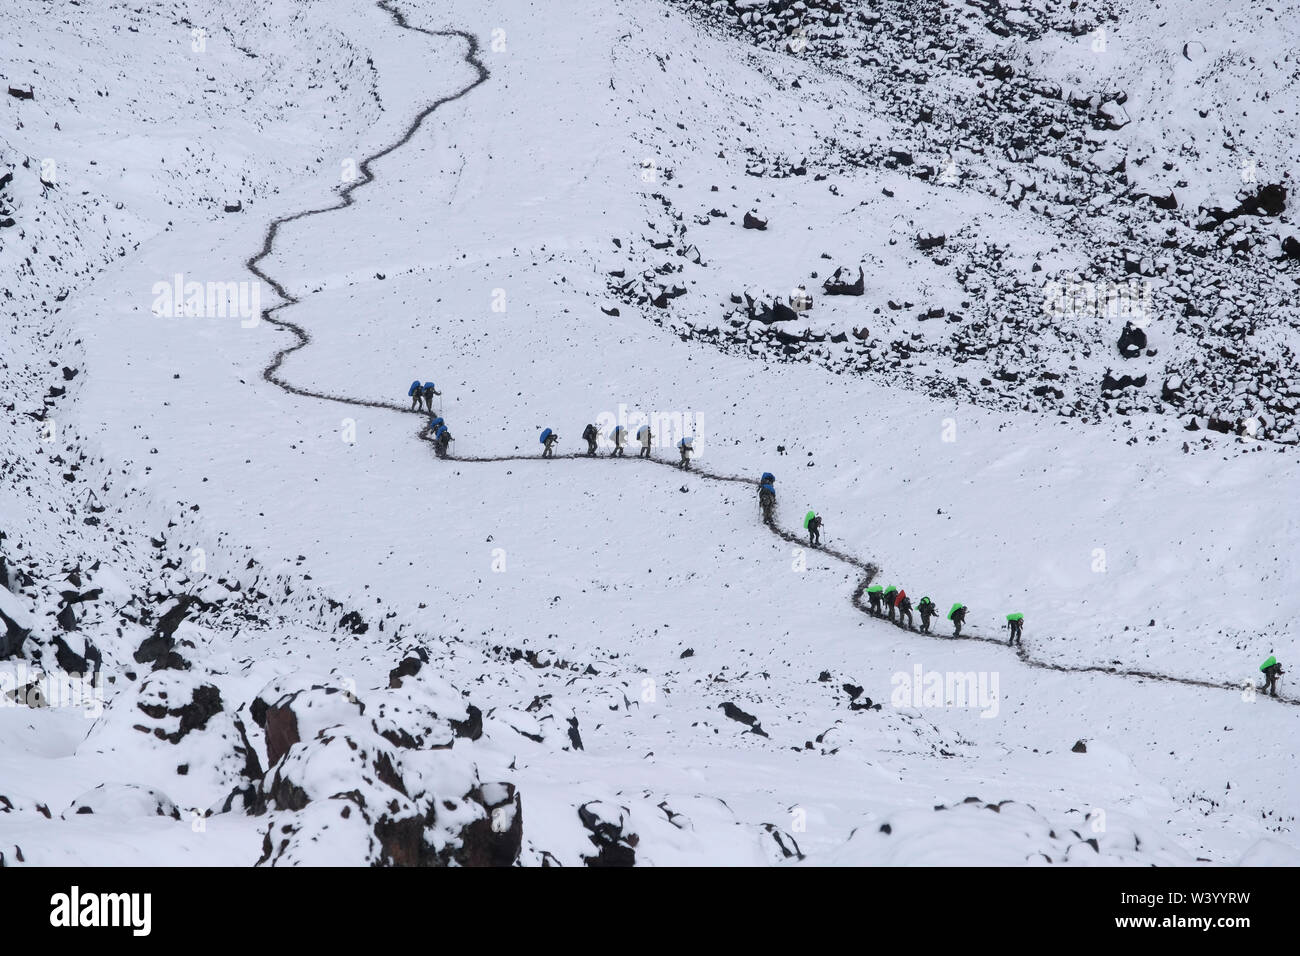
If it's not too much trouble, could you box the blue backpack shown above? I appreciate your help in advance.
[408,380,421,396]
[540,428,553,444]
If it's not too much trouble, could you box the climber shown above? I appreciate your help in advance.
[949,603,967,638]
[611,425,627,457]
[882,586,898,622]
[678,437,693,469]
[807,512,822,547]
[917,596,937,633]
[866,584,884,617]
[759,482,775,522]
[582,423,598,457]
[896,589,913,629]
[638,424,653,458]
[1006,613,1024,647]
[422,381,441,414]
[408,380,423,411]
[761,472,775,486]
[541,428,559,458]
[435,425,452,457]
[1261,657,1284,698]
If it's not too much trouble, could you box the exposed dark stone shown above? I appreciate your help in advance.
[338,610,368,634]
[264,700,301,767]
[1117,321,1147,358]
[1072,739,1087,753]
[0,603,30,661]
[822,266,865,296]
[133,595,198,670]
[719,701,769,737]
[447,785,524,867]
[388,655,423,688]
[56,604,77,631]
[577,803,637,867]
[450,704,483,741]
[742,211,768,230]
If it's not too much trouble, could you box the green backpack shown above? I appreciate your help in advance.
[1006,613,1024,622]
[948,602,964,620]
[1260,656,1276,672]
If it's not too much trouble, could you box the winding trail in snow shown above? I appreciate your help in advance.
[242,4,1296,709]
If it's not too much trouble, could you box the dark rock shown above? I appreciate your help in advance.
[1072,739,1087,753]
[719,701,768,736]
[0,602,30,660]
[1117,322,1147,358]
[56,604,77,631]
[822,266,865,296]
[338,610,368,634]
[133,595,198,671]
[264,700,300,767]
[388,655,423,688]
[577,802,637,866]
[450,704,483,741]
[742,211,768,230]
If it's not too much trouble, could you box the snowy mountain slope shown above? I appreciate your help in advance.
[1,0,1296,867]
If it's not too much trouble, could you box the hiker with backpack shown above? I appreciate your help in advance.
[882,586,898,622]
[610,425,628,457]
[582,423,598,457]
[949,603,967,638]
[917,596,937,633]
[434,425,452,457]
[678,438,693,469]
[896,590,913,629]
[759,482,775,522]
[638,424,653,458]
[408,380,423,411]
[422,382,441,414]
[866,584,884,617]
[541,429,559,458]
[806,512,823,547]
[1006,613,1024,647]
[1261,657,1284,698]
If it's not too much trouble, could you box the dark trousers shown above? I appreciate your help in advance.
[586,439,596,456]
[899,608,912,628]
[639,445,650,457]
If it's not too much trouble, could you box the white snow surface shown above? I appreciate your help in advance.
[0,0,1296,866]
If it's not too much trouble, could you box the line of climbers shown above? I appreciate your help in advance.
[408,380,452,456]
[761,472,1024,645]
[544,424,695,468]
[411,384,1288,699]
